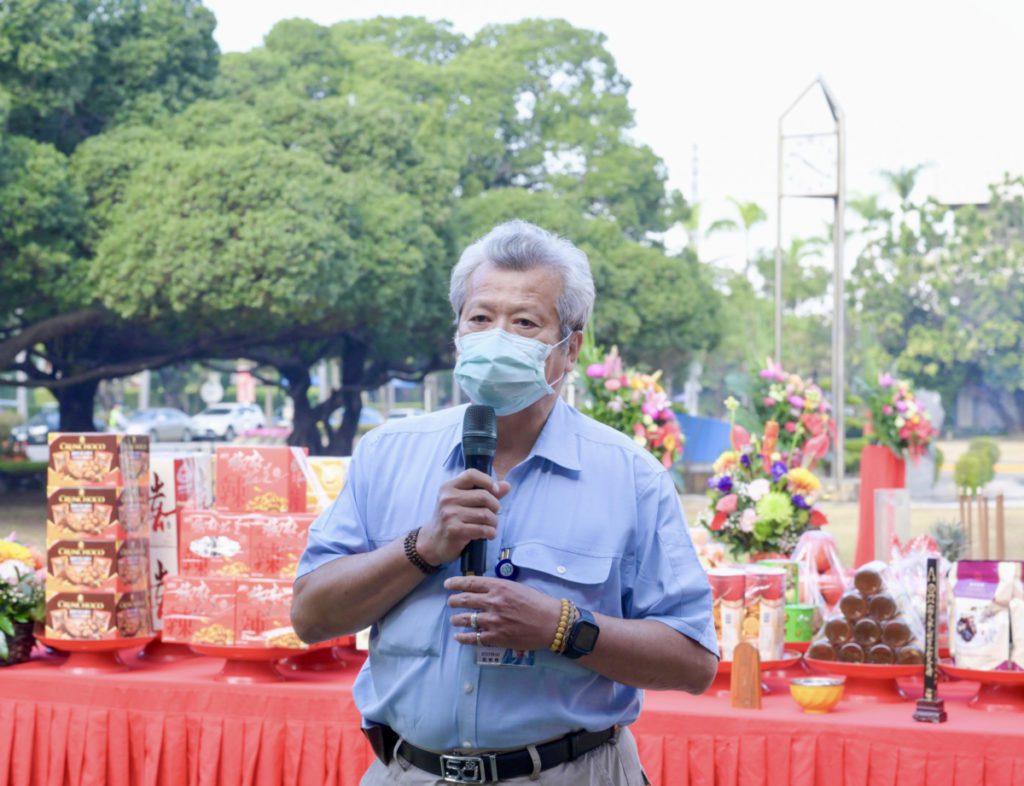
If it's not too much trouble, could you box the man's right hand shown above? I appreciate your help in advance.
[416,470,511,566]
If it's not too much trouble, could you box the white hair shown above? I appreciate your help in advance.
[449,220,595,338]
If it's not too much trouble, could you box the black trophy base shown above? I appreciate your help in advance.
[913,698,948,723]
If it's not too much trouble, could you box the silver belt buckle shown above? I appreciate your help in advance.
[440,753,495,783]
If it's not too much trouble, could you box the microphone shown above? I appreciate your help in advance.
[461,405,497,576]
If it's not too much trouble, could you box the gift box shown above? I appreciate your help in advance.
[46,486,148,541]
[48,433,149,488]
[46,538,149,595]
[235,578,305,648]
[178,510,252,578]
[305,456,349,513]
[148,454,213,549]
[161,576,236,646]
[45,590,152,640]
[149,545,179,632]
[215,446,307,513]
[250,513,316,579]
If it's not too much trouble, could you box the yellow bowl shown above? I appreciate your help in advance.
[790,676,845,713]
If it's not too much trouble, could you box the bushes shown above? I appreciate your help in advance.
[955,440,999,494]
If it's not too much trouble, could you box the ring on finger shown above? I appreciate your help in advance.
[476,631,482,646]
[470,612,479,630]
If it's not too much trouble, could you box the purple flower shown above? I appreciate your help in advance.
[879,373,894,388]
[792,494,809,510]
[706,477,718,490]
[789,395,805,409]
[740,454,752,467]
[771,461,788,482]
[717,476,733,493]
[895,400,908,412]
[586,363,606,378]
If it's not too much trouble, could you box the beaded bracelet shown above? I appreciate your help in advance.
[403,528,442,575]
[549,598,576,654]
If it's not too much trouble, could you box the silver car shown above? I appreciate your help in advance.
[123,408,194,442]
[191,403,266,441]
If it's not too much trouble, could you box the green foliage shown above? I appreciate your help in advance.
[967,437,1000,468]
[932,446,945,484]
[929,520,968,562]
[954,450,987,494]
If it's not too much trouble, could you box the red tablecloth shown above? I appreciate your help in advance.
[1,651,1022,786]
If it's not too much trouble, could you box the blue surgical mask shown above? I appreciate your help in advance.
[454,329,571,416]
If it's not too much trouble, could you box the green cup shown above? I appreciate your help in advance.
[785,603,817,642]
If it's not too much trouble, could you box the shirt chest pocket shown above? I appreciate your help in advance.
[375,574,447,658]
[512,543,619,617]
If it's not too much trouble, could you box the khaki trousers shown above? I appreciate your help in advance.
[359,726,648,785]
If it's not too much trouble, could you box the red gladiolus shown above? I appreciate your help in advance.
[810,509,828,527]
[710,511,727,531]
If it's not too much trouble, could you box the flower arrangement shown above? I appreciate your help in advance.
[0,533,45,664]
[698,399,828,558]
[751,359,832,453]
[579,345,684,469]
[864,374,935,460]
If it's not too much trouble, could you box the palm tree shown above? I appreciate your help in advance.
[879,164,929,211]
[707,197,768,274]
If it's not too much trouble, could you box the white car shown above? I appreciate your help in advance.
[191,403,266,441]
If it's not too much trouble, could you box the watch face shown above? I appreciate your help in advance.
[573,623,599,653]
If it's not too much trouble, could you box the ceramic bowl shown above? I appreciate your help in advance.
[790,676,845,713]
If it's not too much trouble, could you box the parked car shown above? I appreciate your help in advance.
[123,407,194,442]
[386,408,426,421]
[10,406,106,445]
[191,403,266,441]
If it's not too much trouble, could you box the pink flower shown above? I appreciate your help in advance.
[739,508,757,533]
[716,494,738,514]
[882,405,893,415]
[586,363,606,378]
[604,378,622,392]
[763,397,776,407]
[789,395,805,409]
[784,421,797,433]
[879,373,894,388]
[607,397,624,413]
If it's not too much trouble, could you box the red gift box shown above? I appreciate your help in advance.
[215,446,307,513]
[250,513,316,579]
[178,510,252,578]
[161,576,236,646]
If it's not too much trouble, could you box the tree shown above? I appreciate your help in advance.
[707,197,768,273]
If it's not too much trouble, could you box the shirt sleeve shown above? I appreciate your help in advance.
[296,433,376,580]
[625,469,719,657]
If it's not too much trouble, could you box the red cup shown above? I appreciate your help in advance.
[746,566,786,602]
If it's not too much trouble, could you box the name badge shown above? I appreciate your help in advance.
[476,645,536,668]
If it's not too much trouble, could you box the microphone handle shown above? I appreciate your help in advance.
[460,453,494,576]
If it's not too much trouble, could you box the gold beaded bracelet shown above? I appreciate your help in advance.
[549,598,575,654]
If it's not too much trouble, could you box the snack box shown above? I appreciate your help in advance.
[161,576,236,646]
[46,486,148,541]
[45,590,152,640]
[48,433,149,488]
[149,544,179,632]
[178,510,252,578]
[306,456,349,513]
[148,453,213,549]
[250,513,316,579]
[215,446,307,513]
[235,578,306,649]
[46,538,149,595]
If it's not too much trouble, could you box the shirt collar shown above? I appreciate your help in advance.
[441,399,582,473]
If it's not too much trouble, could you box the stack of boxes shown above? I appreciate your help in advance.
[163,446,316,650]
[44,433,153,641]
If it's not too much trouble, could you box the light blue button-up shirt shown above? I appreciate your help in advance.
[297,399,717,752]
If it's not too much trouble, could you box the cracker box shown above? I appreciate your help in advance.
[46,538,149,594]
[45,591,152,640]
[161,576,236,646]
[149,545,179,632]
[148,453,213,549]
[46,486,148,541]
[306,456,349,513]
[250,513,316,579]
[178,510,252,578]
[48,433,149,488]
[743,566,786,662]
[215,446,307,513]
[235,578,305,649]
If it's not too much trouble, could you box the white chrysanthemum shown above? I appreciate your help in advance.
[747,478,771,501]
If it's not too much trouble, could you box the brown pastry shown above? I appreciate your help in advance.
[838,591,869,621]
[838,642,866,663]
[807,640,837,661]
[882,618,912,648]
[895,646,925,665]
[868,592,898,621]
[867,643,896,664]
[854,566,884,596]
[824,615,853,644]
[853,617,882,647]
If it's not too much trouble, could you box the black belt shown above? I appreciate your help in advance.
[396,726,617,783]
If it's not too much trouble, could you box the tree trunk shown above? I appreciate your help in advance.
[326,341,369,456]
[283,365,323,455]
[55,379,100,432]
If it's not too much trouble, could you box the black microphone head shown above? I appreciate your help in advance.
[463,405,497,458]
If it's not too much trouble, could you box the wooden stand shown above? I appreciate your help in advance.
[730,642,762,710]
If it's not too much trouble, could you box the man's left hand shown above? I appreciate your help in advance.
[445,576,562,651]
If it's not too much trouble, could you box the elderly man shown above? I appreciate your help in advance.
[292,220,718,785]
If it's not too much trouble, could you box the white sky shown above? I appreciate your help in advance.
[204,0,1024,265]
